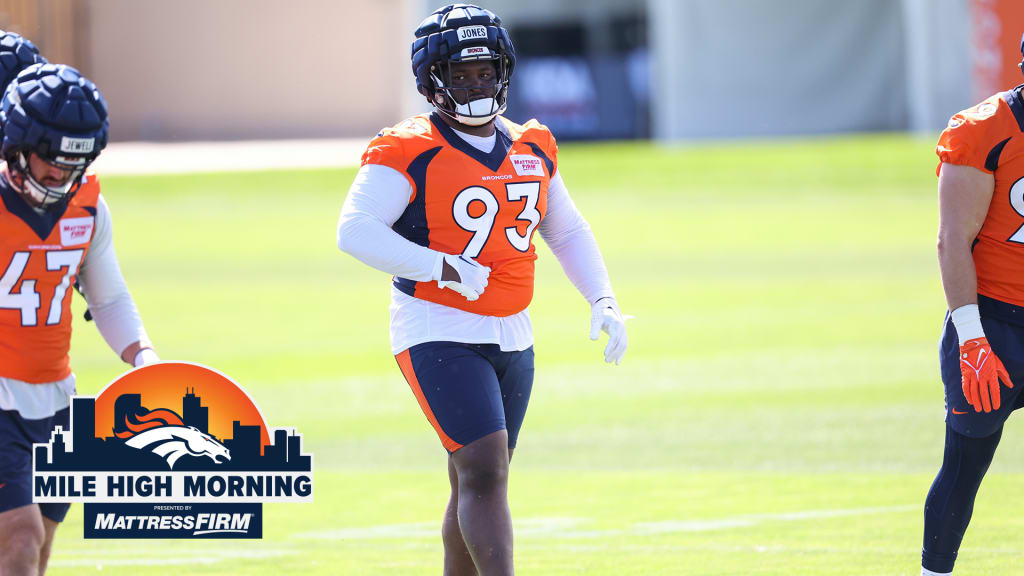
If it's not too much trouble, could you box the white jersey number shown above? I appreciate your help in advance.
[452,186,500,259]
[453,181,542,258]
[1009,177,1024,243]
[0,250,84,326]
[504,182,542,252]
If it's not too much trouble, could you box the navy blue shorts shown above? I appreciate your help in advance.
[0,406,71,522]
[396,342,534,453]
[940,295,1024,438]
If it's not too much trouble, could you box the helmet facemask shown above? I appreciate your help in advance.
[10,151,88,209]
[429,51,511,127]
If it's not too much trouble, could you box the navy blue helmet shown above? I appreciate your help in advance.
[411,4,516,126]
[0,31,45,98]
[1020,32,1024,78]
[0,64,108,208]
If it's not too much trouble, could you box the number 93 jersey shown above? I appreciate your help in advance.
[937,86,1024,307]
[362,112,556,317]
[0,172,101,383]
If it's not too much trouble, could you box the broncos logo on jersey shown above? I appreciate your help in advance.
[113,406,230,469]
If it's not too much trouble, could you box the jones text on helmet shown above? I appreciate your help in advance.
[457,26,488,43]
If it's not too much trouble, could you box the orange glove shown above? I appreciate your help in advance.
[960,337,1014,413]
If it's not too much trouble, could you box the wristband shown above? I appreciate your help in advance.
[951,304,985,345]
[133,348,160,367]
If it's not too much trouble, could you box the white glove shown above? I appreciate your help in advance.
[133,348,160,367]
[433,253,490,301]
[590,297,627,365]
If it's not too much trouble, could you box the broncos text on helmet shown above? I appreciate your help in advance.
[0,64,108,209]
[411,3,516,127]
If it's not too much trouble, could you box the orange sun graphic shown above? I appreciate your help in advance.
[93,362,269,450]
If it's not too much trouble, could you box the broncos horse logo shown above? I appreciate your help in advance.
[113,404,230,469]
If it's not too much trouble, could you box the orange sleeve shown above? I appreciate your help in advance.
[935,99,1009,176]
[522,119,559,175]
[360,129,416,192]
[545,125,559,175]
[361,130,406,171]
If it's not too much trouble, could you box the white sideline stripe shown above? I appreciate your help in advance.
[297,506,918,541]
[91,138,367,175]
[50,548,291,567]
[631,505,918,534]
[296,517,599,540]
[298,521,437,540]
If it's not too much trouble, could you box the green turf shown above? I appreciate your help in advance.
[46,134,1024,574]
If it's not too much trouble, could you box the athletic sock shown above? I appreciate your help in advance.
[921,568,952,576]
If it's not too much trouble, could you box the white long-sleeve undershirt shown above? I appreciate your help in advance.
[536,176,615,305]
[337,164,439,282]
[78,195,151,356]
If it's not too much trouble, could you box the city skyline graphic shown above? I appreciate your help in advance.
[91,363,270,447]
[36,364,311,473]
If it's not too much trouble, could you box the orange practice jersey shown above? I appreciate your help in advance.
[0,171,100,383]
[937,86,1024,308]
[362,113,556,317]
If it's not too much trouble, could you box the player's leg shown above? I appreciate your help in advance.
[39,516,60,575]
[0,504,45,575]
[493,346,534,456]
[396,342,511,574]
[922,424,1002,573]
[444,456,477,576]
[1,403,67,576]
[36,405,72,575]
[447,343,532,575]
[922,311,1024,573]
[451,429,512,576]
[36,502,70,575]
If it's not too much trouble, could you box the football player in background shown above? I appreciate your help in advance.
[921,32,1024,576]
[0,59,159,574]
[337,4,627,574]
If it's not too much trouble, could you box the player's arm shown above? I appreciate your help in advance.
[937,162,1012,412]
[537,171,627,364]
[337,163,489,300]
[77,195,158,367]
[938,163,990,310]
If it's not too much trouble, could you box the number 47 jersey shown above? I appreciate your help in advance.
[362,112,556,317]
[0,173,101,383]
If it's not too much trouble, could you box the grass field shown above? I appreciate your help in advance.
[46,135,1024,575]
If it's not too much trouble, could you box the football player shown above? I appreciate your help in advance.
[0,62,158,575]
[337,4,627,574]
[921,32,1024,576]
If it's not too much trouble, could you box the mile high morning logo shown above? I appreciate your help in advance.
[32,362,313,539]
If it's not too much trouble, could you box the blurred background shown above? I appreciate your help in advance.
[1,1,1023,574]
[0,0,1017,143]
